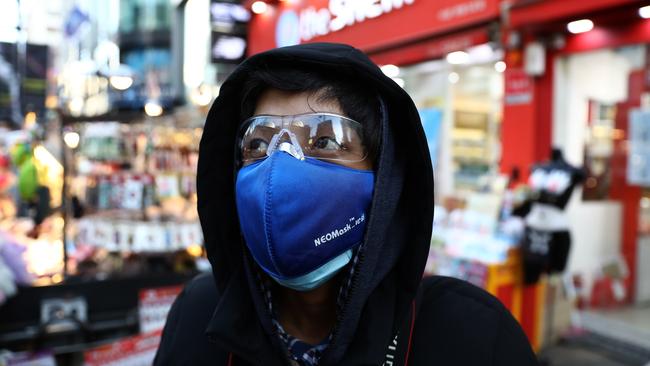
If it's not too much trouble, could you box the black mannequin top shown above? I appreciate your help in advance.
[527,148,586,210]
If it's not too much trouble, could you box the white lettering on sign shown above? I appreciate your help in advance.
[433,38,474,56]
[438,0,486,22]
[298,0,415,42]
[300,7,331,41]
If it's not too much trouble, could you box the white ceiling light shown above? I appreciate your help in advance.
[446,51,469,65]
[392,77,405,88]
[466,44,495,64]
[494,61,506,73]
[640,5,650,19]
[144,101,163,117]
[567,19,593,34]
[109,75,133,90]
[191,85,214,107]
[251,1,268,15]
[448,72,459,84]
[68,98,84,115]
[63,131,80,149]
[381,64,400,78]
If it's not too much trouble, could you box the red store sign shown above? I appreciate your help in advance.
[248,0,500,55]
[370,26,489,66]
[504,68,533,106]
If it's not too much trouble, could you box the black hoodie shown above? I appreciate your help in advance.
[155,43,538,366]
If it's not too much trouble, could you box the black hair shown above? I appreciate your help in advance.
[239,63,381,164]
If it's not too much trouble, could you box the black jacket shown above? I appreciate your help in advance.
[155,43,539,366]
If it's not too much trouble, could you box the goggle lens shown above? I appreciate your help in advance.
[238,113,367,165]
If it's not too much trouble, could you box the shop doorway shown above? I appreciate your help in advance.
[554,45,650,351]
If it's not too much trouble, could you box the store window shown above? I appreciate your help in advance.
[400,44,504,198]
[395,45,518,301]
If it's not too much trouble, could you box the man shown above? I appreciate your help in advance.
[155,43,538,366]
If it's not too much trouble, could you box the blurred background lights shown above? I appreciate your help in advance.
[446,51,469,65]
[640,5,650,19]
[466,44,495,63]
[448,72,460,84]
[23,112,37,128]
[109,75,133,90]
[381,64,400,78]
[567,19,594,34]
[186,244,203,257]
[494,61,506,73]
[68,98,84,115]
[251,1,268,15]
[63,131,81,149]
[190,85,214,107]
[144,101,164,117]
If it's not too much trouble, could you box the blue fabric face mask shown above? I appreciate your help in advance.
[235,150,374,292]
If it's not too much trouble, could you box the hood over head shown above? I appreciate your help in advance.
[197,43,433,365]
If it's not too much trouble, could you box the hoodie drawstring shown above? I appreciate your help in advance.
[404,300,416,366]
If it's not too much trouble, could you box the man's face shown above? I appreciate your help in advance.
[252,88,373,170]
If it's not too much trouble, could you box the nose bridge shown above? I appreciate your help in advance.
[267,128,305,160]
[276,128,292,143]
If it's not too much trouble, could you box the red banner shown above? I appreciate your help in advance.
[508,0,637,29]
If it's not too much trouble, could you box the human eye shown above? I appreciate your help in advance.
[313,136,342,151]
[245,138,269,157]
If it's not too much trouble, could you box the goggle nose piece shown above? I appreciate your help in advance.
[266,128,305,160]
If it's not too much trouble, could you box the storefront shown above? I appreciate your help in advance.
[398,44,504,197]
[504,0,650,351]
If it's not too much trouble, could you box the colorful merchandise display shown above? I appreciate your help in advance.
[426,192,525,281]
[63,121,204,278]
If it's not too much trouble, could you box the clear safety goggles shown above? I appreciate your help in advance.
[237,113,368,165]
